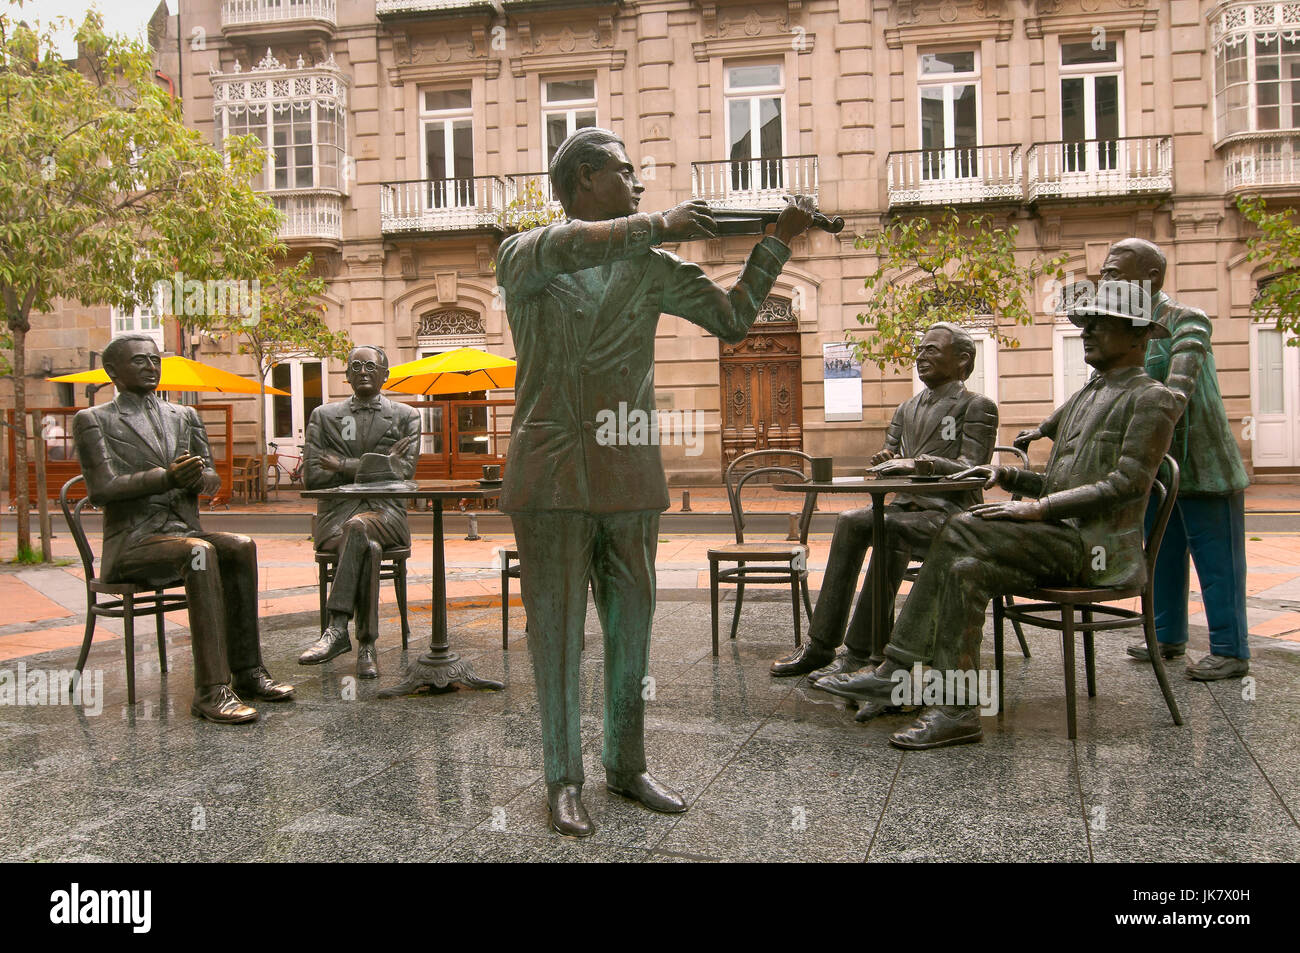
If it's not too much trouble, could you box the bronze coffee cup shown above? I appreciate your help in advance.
[482,464,501,481]
[811,457,833,483]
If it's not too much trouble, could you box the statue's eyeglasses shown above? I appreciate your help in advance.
[349,360,381,374]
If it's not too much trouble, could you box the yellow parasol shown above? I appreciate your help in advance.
[383,347,517,396]
[48,355,290,396]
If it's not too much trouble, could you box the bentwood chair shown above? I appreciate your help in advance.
[501,548,521,649]
[708,449,817,657]
[993,455,1184,739]
[312,517,412,649]
[61,475,184,704]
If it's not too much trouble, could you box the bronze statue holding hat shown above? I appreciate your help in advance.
[300,345,421,678]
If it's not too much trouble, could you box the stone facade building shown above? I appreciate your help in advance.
[9,0,1300,484]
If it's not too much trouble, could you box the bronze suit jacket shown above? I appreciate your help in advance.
[1009,366,1179,588]
[72,393,221,583]
[884,380,998,512]
[302,395,422,546]
[496,213,791,514]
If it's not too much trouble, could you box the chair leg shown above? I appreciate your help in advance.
[1144,594,1184,727]
[1082,607,1097,698]
[800,577,814,622]
[154,589,168,675]
[1061,607,1076,740]
[993,596,1005,718]
[729,574,745,642]
[394,559,410,650]
[709,560,720,658]
[74,602,97,678]
[123,595,137,706]
[790,574,802,648]
[501,564,510,652]
[1007,595,1031,658]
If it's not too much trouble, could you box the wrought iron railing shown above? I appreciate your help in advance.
[691,155,819,207]
[886,144,1022,207]
[221,0,337,27]
[1222,134,1300,191]
[1026,135,1172,201]
[380,176,507,232]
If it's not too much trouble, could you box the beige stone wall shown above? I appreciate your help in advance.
[13,0,1293,482]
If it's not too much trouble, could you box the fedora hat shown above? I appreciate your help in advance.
[334,452,416,493]
[1067,280,1170,338]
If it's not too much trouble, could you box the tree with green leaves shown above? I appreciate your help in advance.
[1238,193,1300,338]
[499,176,565,233]
[0,8,282,556]
[852,210,1068,371]
[186,254,352,500]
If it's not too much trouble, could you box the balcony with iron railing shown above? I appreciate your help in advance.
[380,176,508,234]
[221,0,337,34]
[271,190,343,242]
[375,0,500,18]
[886,145,1023,208]
[1222,134,1300,192]
[1026,135,1172,202]
[503,173,564,228]
[691,155,819,208]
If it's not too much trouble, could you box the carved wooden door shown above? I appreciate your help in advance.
[719,306,803,475]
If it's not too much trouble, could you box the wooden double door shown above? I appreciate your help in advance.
[719,325,803,473]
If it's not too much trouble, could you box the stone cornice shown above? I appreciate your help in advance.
[692,31,815,62]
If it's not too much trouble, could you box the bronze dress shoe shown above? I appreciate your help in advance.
[546,783,594,837]
[770,643,836,677]
[815,658,908,703]
[191,684,258,724]
[1126,641,1186,662]
[1186,653,1250,681]
[231,666,295,702]
[356,643,378,679]
[606,770,688,814]
[889,706,982,750]
[299,625,352,665]
[809,651,871,681]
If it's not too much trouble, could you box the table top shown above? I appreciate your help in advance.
[774,476,987,494]
[299,480,497,500]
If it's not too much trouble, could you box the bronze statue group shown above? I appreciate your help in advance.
[72,129,1249,839]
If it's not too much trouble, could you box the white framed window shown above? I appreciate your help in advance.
[543,77,597,166]
[918,50,980,180]
[213,57,348,193]
[1059,37,1122,172]
[1212,2,1300,140]
[420,88,474,208]
[725,62,785,192]
[911,325,998,403]
[1053,324,1091,407]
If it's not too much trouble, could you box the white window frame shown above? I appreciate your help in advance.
[1059,36,1124,173]
[917,49,982,176]
[724,61,786,162]
[1052,323,1091,408]
[1211,2,1300,141]
[542,76,598,165]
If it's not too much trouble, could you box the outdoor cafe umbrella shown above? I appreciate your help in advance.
[48,355,290,395]
[383,347,517,396]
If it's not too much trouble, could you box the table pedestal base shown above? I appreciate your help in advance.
[378,651,504,698]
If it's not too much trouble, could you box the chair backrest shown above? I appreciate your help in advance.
[59,474,98,583]
[724,449,816,545]
[1143,454,1180,584]
[993,444,1030,469]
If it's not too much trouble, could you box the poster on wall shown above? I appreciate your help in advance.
[823,342,863,422]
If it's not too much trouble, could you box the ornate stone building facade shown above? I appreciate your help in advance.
[10,0,1299,483]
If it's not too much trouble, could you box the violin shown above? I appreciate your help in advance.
[707,197,845,236]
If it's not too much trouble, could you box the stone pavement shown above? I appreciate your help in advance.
[0,597,1296,862]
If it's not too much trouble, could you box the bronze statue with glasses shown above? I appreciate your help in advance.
[299,345,421,679]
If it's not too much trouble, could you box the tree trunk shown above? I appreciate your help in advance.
[11,322,31,556]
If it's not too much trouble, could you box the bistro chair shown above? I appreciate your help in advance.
[61,475,184,705]
[500,547,521,650]
[899,445,1033,659]
[708,449,817,657]
[992,455,1184,739]
[313,516,412,648]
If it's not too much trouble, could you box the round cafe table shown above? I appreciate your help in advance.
[300,481,505,696]
[774,476,986,661]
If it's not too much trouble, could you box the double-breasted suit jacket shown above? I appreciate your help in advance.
[72,393,221,584]
[496,214,792,514]
[303,395,422,548]
[883,380,999,513]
